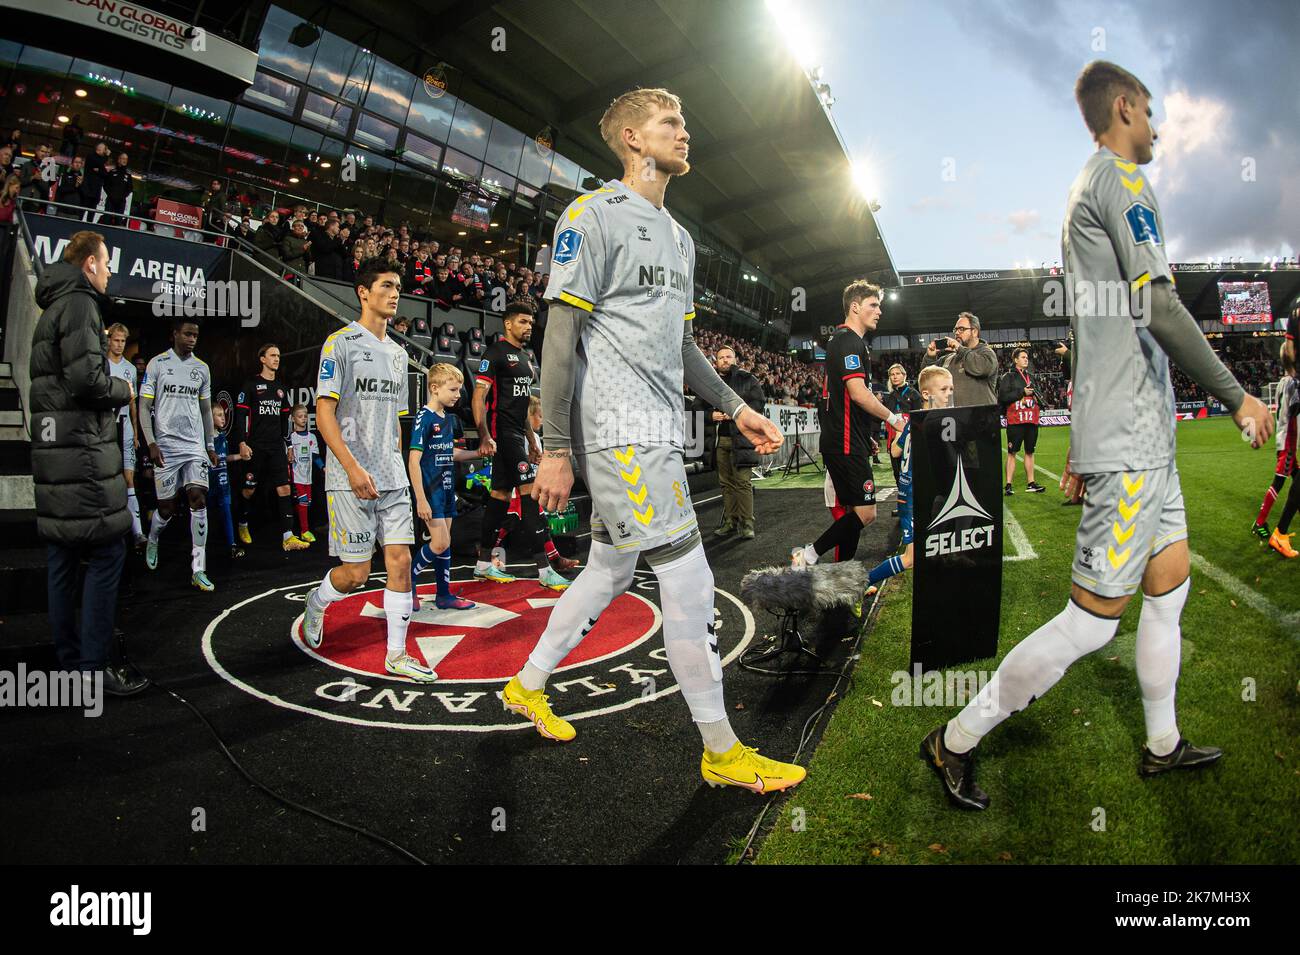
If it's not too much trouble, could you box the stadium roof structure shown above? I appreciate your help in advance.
[878,263,1300,341]
[274,0,898,299]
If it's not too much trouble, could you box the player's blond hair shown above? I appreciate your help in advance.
[527,395,541,417]
[1074,61,1152,139]
[886,363,906,385]
[599,88,682,161]
[291,403,309,415]
[918,365,952,401]
[106,322,128,338]
[427,362,463,389]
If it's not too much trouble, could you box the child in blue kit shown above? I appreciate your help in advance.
[210,404,248,560]
[409,363,489,610]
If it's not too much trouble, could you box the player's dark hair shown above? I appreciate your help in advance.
[842,279,882,317]
[257,342,279,360]
[355,256,402,305]
[504,301,535,321]
[172,317,200,332]
[1012,347,1029,361]
[1074,61,1152,139]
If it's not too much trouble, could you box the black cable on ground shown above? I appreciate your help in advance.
[732,580,887,864]
[119,633,431,865]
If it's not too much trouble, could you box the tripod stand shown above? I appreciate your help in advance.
[781,408,821,476]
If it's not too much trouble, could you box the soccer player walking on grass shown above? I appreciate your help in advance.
[297,258,431,683]
[1253,341,1299,558]
[504,87,805,793]
[922,61,1274,810]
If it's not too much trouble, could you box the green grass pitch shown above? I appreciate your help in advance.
[754,417,1299,865]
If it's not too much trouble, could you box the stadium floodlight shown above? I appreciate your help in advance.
[889,291,898,301]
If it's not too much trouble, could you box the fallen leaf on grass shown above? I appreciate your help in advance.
[1072,708,1082,715]
[870,698,884,708]
[846,792,873,800]
[1230,599,1237,608]
[1275,751,1286,762]
[734,702,745,710]
[928,843,948,854]
[998,851,1013,861]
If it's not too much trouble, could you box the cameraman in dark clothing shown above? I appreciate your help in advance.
[709,347,766,540]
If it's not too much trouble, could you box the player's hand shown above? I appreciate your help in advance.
[735,407,783,455]
[925,339,938,358]
[532,453,574,513]
[528,445,542,465]
[1059,449,1085,503]
[711,411,728,422]
[148,442,165,468]
[347,464,379,501]
[416,499,432,522]
[208,449,218,467]
[1233,393,1273,449]
[239,442,252,459]
[945,337,960,351]
[480,435,496,458]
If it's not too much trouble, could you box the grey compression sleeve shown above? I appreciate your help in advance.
[199,397,216,450]
[139,395,156,445]
[539,302,589,449]
[682,322,747,420]
[1146,281,1246,412]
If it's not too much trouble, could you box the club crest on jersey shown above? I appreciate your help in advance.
[478,358,490,373]
[553,228,584,266]
[1124,202,1161,246]
[844,354,862,370]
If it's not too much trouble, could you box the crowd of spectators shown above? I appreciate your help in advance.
[695,328,823,404]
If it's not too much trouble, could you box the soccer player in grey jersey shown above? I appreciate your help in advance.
[501,88,806,793]
[139,319,218,591]
[297,259,431,683]
[922,61,1274,810]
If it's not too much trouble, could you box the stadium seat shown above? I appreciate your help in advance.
[433,335,459,365]
[463,339,486,382]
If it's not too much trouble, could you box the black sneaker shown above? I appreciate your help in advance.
[920,725,989,810]
[1250,522,1270,542]
[1025,482,1047,493]
[1139,738,1223,777]
[1004,483,1013,496]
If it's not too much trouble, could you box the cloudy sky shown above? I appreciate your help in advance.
[800,0,1299,271]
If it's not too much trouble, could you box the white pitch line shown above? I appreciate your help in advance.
[1003,506,1038,562]
[1021,456,1300,630]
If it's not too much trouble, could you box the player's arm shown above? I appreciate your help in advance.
[472,369,495,456]
[682,318,782,454]
[199,396,217,465]
[315,396,376,499]
[406,447,428,507]
[846,378,904,429]
[528,301,589,512]
[1143,281,1270,446]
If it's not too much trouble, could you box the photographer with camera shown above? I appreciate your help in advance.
[923,311,997,407]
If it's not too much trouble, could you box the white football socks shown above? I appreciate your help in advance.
[1136,578,1189,758]
[652,542,728,728]
[126,488,142,539]
[307,569,348,615]
[148,510,171,544]
[945,599,1119,754]
[521,540,637,689]
[190,507,208,573]
[384,587,412,657]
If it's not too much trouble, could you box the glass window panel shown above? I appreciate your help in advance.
[18,47,72,73]
[388,161,436,230]
[516,139,553,188]
[0,40,21,69]
[479,166,515,202]
[224,106,292,188]
[399,131,441,173]
[307,31,368,103]
[347,147,392,209]
[283,128,345,207]
[242,70,299,115]
[440,147,481,184]
[151,86,231,174]
[301,91,352,137]
[548,152,579,191]
[364,56,414,124]
[406,88,456,143]
[255,6,315,81]
[483,120,524,178]
[120,72,172,109]
[354,112,398,152]
[447,98,490,160]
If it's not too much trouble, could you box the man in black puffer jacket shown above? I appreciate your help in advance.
[30,230,148,696]
[709,346,767,540]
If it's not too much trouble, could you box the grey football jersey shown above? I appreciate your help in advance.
[141,349,210,461]
[316,321,409,491]
[544,178,696,453]
[108,355,133,420]
[1062,146,1176,472]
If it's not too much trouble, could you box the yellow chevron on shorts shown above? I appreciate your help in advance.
[626,483,648,507]
[613,446,636,466]
[620,464,642,485]
[1122,473,1145,496]
[1113,159,1138,174]
[634,504,655,526]
[1118,496,1141,523]
[1107,544,1132,569]
[1112,520,1135,545]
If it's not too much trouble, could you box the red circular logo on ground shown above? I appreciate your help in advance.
[299,578,657,682]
